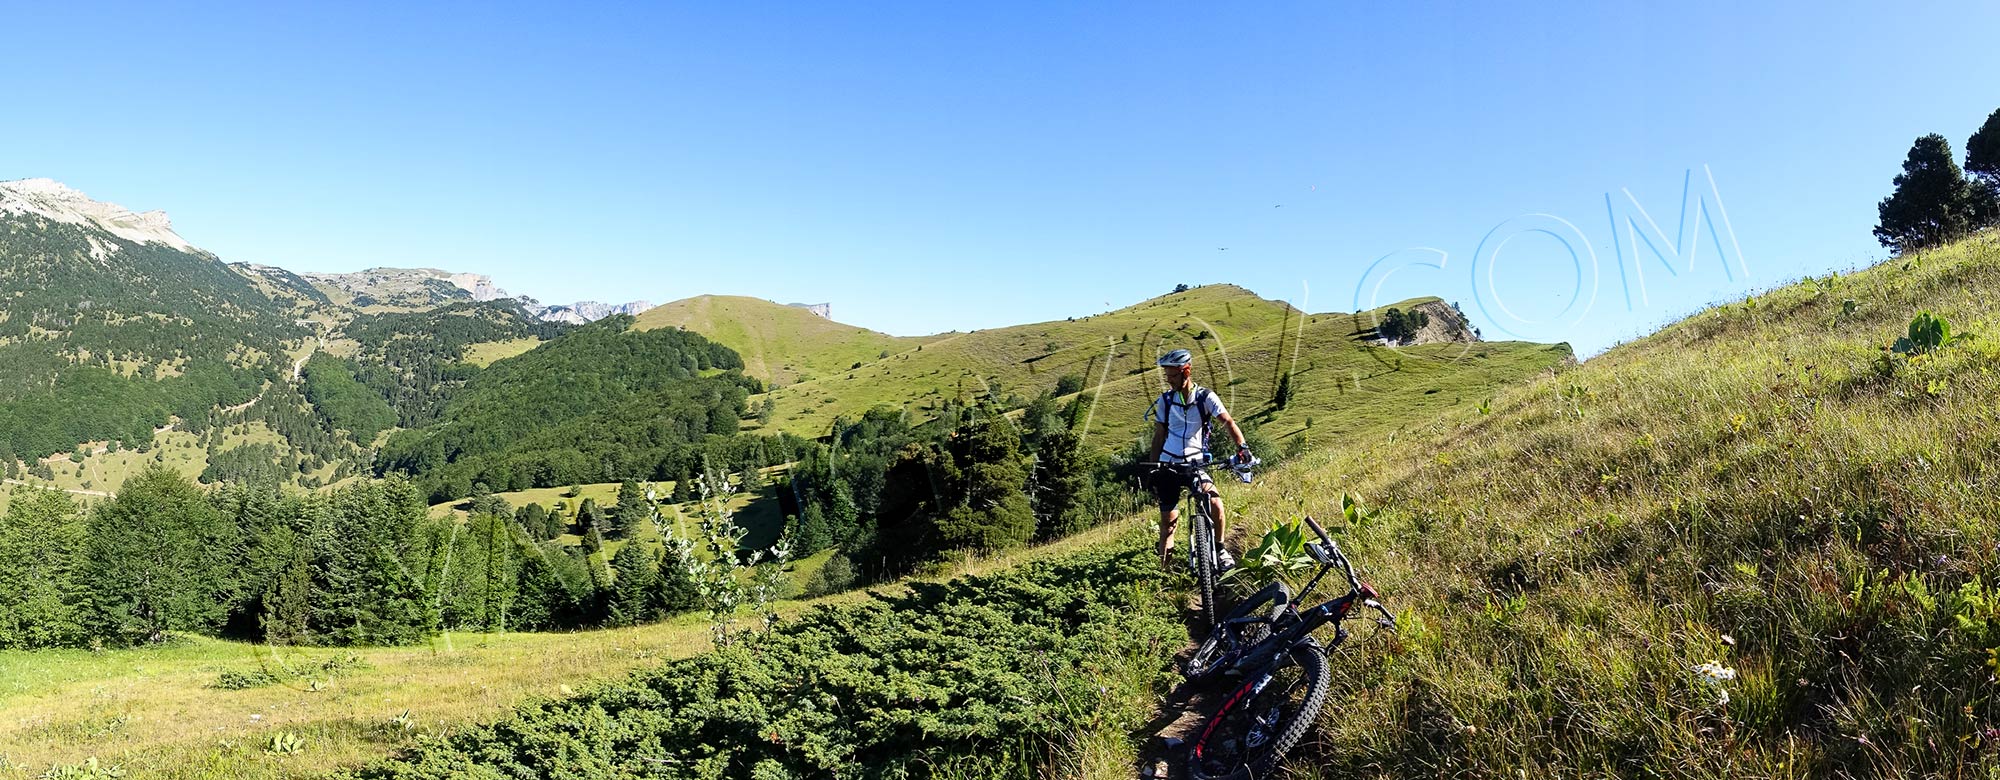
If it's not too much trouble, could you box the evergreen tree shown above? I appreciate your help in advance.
[792,504,832,555]
[1031,428,1094,541]
[512,550,572,631]
[656,538,702,614]
[578,498,605,537]
[578,547,610,625]
[309,478,437,646]
[0,488,90,648]
[1875,134,1981,253]
[260,529,313,645]
[672,473,694,503]
[86,465,243,644]
[1968,108,2000,227]
[612,480,647,538]
[1273,370,1293,411]
[935,417,1036,553]
[608,543,660,626]
[467,511,517,631]
[516,503,552,541]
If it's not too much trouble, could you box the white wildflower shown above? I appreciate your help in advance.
[1693,661,1737,706]
[1693,661,1737,683]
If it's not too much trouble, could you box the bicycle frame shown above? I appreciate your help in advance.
[1190,515,1395,679]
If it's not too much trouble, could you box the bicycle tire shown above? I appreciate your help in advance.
[1183,581,1286,682]
[1187,642,1330,780]
[1190,502,1219,631]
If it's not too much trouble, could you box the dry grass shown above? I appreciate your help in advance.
[1110,233,2000,778]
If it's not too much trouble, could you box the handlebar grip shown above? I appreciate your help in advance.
[1303,515,1334,546]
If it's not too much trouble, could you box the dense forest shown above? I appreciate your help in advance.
[375,315,809,501]
[0,217,298,459]
[342,300,570,427]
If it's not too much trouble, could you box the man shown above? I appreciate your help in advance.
[1146,348,1251,569]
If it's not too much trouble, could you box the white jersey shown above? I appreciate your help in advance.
[1150,386,1228,463]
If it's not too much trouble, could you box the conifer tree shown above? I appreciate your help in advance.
[512,551,571,630]
[310,478,436,645]
[656,537,702,614]
[612,480,647,538]
[1968,108,2000,227]
[516,503,551,540]
[935,417,1036,553]
[1031,428,1093,541]
[468,511,517,631]
[1875,134,1981,253]
[608,543,660,626]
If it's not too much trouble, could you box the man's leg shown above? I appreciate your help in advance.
[1208,489,1227,544]
[1157,505,1180,567]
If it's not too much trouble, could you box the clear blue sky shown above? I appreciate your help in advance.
[9,2,1997,355]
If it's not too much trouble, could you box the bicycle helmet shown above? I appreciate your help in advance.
[1156,349,1193,368]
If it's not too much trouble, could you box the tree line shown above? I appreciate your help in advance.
[0,465,717,649]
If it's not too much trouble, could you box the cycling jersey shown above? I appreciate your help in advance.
[1150,386,1227,463]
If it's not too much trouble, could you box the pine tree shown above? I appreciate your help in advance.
[1875,134,1981,253]
[934,417,1036,553]
[516,503,551,540]
[612,480,647,538]
[86,465,243,644]
[512,551,572,631]
[309,478,437,646]
[0,488,91,648]
[1968,108,2000,227]
[1273,371,1293,411]
[468,511,517,631]
[1031,428,1094,541]
[656,538,702,614]
[607,543,660,626]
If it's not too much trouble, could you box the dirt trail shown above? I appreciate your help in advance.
[2,478,114,498]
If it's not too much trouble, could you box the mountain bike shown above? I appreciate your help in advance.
[1180,516,1397,780]
[1148,454,1255,630]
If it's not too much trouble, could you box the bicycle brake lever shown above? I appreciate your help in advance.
[1364,599,1398,631]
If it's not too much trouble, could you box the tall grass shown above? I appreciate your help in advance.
[1201,234,2000,778]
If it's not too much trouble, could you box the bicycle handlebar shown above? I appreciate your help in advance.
[1300,515,1364,594]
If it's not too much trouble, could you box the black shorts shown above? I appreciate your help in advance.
[1153,467,1216,509]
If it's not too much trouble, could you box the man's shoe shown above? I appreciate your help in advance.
[1217,549,1237,571]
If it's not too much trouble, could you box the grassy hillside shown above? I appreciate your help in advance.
[757,283,1567,453]
[1155,233,2000,778]
[632,294,934,386]
[757,284,1303,438]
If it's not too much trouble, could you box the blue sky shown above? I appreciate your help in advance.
[8,2,1997,355]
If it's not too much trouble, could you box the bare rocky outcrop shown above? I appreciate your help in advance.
[1405,299,1478,345]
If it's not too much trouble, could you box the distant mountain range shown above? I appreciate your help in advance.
[0,177,1561,500]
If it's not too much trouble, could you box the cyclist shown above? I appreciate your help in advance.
[1146,348,1252,570]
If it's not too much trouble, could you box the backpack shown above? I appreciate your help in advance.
[1156,386,1215,455]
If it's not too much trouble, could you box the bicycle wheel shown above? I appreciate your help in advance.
[1189,502,1218,631]
[1184,581,1286,682]
[1187,642,1330,780]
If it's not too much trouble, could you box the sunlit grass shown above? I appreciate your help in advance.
[1122,233,2000,778]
